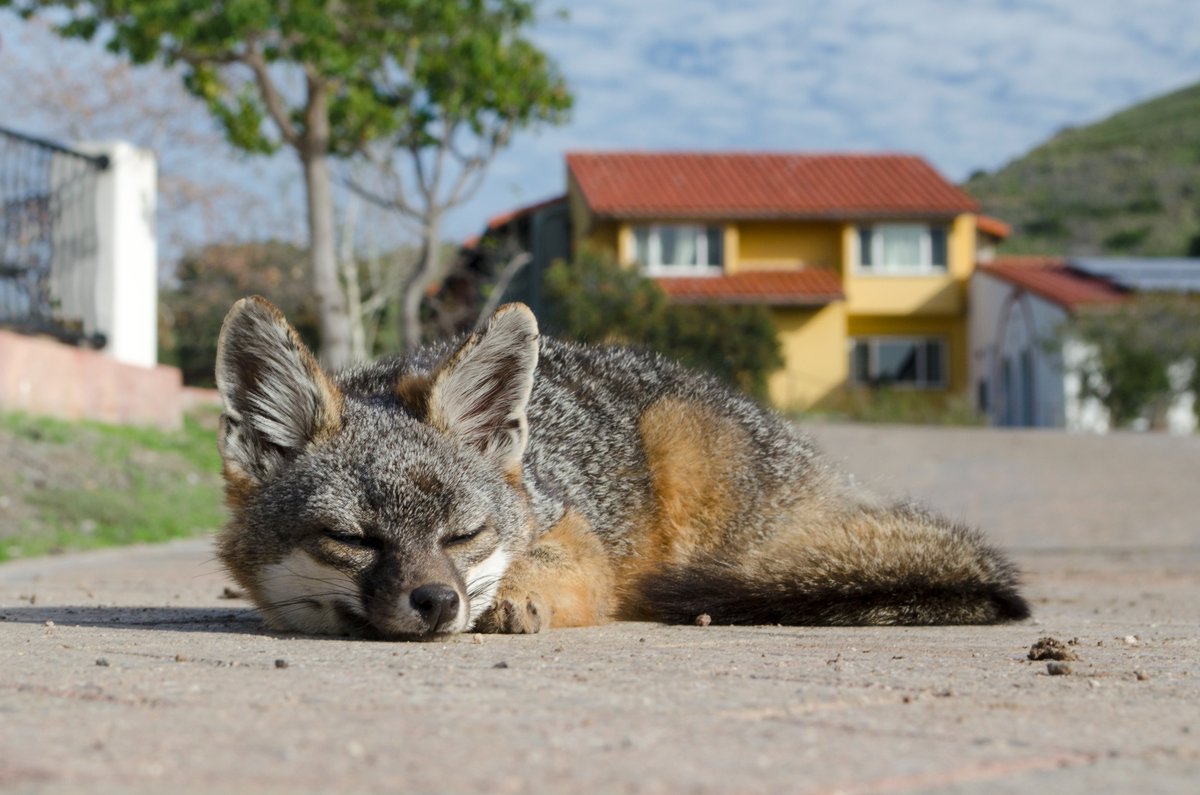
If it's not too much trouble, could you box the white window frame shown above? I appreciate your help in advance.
[854,223,949,275]
[849,336,948,389]
[634,224,723,277]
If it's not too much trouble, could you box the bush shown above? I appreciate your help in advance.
[1102,226,1151,252]
[1068,296,1200,427]
[819,389,985,426]
[159,242,320,386]
[542,248,783,400]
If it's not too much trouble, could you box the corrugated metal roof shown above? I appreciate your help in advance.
[566,152,979,219]
[1068,257,1200,293]
[655,269,844,305]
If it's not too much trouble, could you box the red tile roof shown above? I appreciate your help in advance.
[484,194,567,232]
[567,152,978,219]
[976,214,1012,239]
[462,195,566,250]
[979,256,1127,310]
[655,269,844,306]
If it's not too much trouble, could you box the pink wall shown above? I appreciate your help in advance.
[0,331,183,430]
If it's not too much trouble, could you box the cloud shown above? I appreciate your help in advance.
[6,2,1200,248]
[454,0,1200,240]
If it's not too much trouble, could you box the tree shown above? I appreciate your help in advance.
[7,1,568,367]
[0,15,298,262]
[342,3,570,349]
[542,248,783,401]
[1068,296,1200,428]
[159,241,320,386]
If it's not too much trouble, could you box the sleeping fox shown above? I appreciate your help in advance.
[214,296,1028,639]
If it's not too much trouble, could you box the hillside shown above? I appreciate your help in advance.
[0,411,226,561]
[966,81,1200,256]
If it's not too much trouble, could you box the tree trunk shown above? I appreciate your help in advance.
[401,214,441,350]
[303,151,352,370]
[337,196,369,363]
[301,78,351,371]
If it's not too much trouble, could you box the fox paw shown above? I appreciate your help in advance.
[477,592,549,634]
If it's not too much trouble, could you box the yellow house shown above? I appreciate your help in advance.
[477,151,991,411]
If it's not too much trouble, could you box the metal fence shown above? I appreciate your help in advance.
[0,125,108,344]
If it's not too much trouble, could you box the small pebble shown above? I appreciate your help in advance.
[694,613,712,627]
[95,658,109,667]
[174,654,188,663]
[1122,635,1140,646]
[493,661,509,669]
[44,620,55,628]
[1029,637,1079,661]
[1046,661,1072,676]
[1134,670,1150,681]
[472,634,483,644]
[274,659,289,669]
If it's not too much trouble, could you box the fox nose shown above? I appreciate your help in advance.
[409,584,460,632]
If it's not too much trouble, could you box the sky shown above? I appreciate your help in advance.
[3,0,1200,255]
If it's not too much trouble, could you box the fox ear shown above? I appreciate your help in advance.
[427,303,539,473]
[215,296,342,484]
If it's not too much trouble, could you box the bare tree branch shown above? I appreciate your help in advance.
[241,44,300,148]
[474,252,531,329]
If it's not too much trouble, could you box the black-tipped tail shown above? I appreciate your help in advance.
[636,555,1030,627]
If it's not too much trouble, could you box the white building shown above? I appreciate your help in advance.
[970,256,1198,434]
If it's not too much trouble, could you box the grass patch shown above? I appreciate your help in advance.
[803,389,986,427]
[0,410,226,562]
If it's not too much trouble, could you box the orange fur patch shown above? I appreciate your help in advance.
[614,397,752,614]
[497,508,615,628]
[221,464,259,511]
[394,373,432,415]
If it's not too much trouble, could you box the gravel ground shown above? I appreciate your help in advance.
[1,424,1197,794]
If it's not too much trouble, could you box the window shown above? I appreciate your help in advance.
[850,337,947,388]
[856,224,949,273]
[633,225,723,275]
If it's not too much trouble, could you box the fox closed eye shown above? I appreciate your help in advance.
[322,529,381,550]
[444,524,489,547]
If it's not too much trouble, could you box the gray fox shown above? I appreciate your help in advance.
[215,296,1029,639]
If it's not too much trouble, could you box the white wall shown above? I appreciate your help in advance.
[970,271,1118,431]
[970,272,1072,427]
[1165,360,1197,435]
[973,271,1196,434]
[76,141,158,369]
[1061,337,1110,433]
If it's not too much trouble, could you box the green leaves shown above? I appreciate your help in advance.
[12,0,571,160]
[1069,296,1200,427]
[542,249,783,401]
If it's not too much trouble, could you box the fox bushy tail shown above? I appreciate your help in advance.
[636,503,1030,626]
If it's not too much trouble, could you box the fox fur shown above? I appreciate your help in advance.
[214,296,1029,639]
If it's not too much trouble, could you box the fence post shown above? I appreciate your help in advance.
[82,141,158,368]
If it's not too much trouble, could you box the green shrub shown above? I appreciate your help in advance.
[816,388,985,426]
[542,248,783,400]
[1067,296,1200,427]
[1103,226,1151,252]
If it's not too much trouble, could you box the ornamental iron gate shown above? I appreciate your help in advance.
[0,125,108,344]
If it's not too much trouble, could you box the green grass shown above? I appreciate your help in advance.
[0,410,227,562]
[801,388,986,427]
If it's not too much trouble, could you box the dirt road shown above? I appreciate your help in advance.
[2,424,1197,794]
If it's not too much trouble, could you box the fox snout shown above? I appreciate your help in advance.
[408,584,461,632]
[366,581,466,639]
